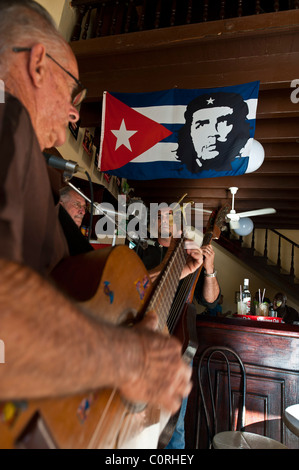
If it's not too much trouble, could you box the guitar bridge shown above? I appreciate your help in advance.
[121,397,147,414]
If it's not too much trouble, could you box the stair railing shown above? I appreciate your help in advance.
[270,229,299,280]
[249,228,299,281]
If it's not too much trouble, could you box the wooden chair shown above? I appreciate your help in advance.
[195,346,287,449]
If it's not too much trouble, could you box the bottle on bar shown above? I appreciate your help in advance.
[242,278,251,314]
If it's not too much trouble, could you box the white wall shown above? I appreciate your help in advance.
[36,0,77,41]
[36,0,65,28]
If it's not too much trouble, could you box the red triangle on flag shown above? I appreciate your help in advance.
[99,92,172,171]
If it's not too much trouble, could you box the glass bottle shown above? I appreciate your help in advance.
[242,278,251,314]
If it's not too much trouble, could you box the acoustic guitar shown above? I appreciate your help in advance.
[0,205,228,449]
[158,204,229,447]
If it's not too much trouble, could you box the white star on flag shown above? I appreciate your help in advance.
[111,119,138,151]
[207,97,215,105]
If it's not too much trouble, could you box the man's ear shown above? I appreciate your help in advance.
[28,43,47,88]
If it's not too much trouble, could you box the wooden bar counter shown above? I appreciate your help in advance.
[185,316,299,449]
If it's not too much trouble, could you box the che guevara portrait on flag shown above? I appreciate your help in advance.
[176,92,251,174]
[98,82,262,180]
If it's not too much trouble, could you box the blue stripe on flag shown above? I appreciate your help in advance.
[110,82,259,108]
[107,157,249,181]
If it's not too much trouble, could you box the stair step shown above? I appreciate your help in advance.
[216,235,299,303]
[281,273,299,284]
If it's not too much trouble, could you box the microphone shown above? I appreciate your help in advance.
[43,153,85,177]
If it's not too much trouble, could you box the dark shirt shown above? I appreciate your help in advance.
[276,305,299,324]
[0,93,69,275]
[58,205,93,256]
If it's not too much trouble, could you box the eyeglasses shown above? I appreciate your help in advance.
[12,47,87,107]
[71,202,87,212]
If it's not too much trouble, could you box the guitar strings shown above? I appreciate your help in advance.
[168,233,215,334]
[167,275,192,334]
[88,238,188,449]
[113,238,187,448]
[116,236,210,447]
[88,388,123,448]
[166,247,191,333]
[119,224,217,447]
[114,238,199,448]
[155,243,185,331]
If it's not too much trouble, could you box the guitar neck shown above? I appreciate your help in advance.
[166,228,213,335]
[144,203,229,333]
[146,237,186,332]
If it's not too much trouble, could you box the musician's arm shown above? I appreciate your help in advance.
[200,244,220,303]
[0,259,190,413]
[0,259,130,399]
[201,274,220,304]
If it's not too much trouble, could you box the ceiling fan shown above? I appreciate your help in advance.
[226,187,276,229]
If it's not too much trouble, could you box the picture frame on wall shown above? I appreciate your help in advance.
[68,118,81,140]
[82,129,94,156]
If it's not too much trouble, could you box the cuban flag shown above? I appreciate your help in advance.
[98,81,260,180]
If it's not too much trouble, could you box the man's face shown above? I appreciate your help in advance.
[190,106,233,164]
[39,48,80,149]
[157,210,173,238]
[61,192,86,227]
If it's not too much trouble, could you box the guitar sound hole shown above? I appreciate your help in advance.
[15,411,57,449]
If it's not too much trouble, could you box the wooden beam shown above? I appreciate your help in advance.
[129,175,299,189]
[263,142,299,158]
[255,159,299,174]
[71,10,299,59]
[129,185,299,202]
[78,51,299,99]
[257,88,299,119]
[255,117,299,142]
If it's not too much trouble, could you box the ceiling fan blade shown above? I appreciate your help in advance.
[236,208,276,218]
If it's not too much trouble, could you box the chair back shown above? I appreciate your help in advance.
[196,346,246,448]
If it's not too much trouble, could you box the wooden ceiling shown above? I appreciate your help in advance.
[70,9,299,230]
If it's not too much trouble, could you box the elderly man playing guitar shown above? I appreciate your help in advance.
[0,0,196,449]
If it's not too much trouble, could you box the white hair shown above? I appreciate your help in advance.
[0,0,69,78]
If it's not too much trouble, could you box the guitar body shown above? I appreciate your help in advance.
[0,246,168,449]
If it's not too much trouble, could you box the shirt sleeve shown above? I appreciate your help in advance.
[0,94,33,263]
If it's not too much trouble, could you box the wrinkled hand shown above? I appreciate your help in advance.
[119,311,192,415]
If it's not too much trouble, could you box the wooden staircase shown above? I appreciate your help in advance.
[216,229,299,303]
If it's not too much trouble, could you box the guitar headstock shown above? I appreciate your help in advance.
[203,204,230,245]
[214,203,230,238]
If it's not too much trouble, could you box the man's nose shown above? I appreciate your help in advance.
[206,119,220,137]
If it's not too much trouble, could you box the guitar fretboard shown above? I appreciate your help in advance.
[146,238,186,332]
